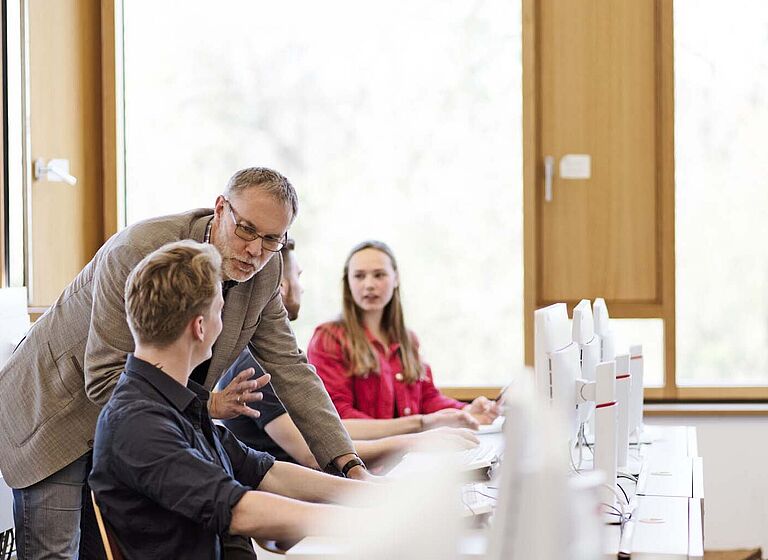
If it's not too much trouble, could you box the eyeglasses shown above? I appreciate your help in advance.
[224,198,287,252]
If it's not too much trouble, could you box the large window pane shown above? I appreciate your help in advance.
[675,1,768,385]
[612,319,664,388]
[123,1,523,385]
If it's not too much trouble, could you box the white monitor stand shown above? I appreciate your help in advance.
[593,361,618,509]
[628,344,651,444]
[593,298,616,361]
[534,303,582,446]
[572,299,600,428]
[615,353,632,472]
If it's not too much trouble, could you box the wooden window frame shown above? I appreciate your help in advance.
[101,0,125,241]
[445,1,768,406]
[1,3,7,288]
[100,0,767,405]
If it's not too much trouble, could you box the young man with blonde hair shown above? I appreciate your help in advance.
[89,240,363,559]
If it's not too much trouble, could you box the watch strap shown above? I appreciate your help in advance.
[340,456,366,478]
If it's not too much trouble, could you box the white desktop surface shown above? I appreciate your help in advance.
[286,425,703,560]
[636,456,695,498]
[603,496,693,560]
[641,425,698,461]
[288,531,489,560]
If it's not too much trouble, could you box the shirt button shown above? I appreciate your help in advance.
[87,439,94,448]
[395,373,404,382]
[403,407,412,415]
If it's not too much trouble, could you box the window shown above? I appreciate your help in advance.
[3,0,28,290]
[675,0,768,387]
[123,1,524,385]
[613,320,664,388]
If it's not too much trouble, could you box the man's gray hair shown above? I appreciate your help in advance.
[224,167,298,219]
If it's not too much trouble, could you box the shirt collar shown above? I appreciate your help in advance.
[204,213,239,295]
[191,212,214,243]
[203,218,213,243]
[125,354,209,412]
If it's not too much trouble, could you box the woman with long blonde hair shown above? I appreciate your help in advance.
[308,240,498,438]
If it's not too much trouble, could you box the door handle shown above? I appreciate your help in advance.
[34,158,78,186]
[544,155,555,202]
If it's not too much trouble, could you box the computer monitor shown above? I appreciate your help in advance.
[572,299,600,426]
[534,303,581,445]
[486,373,602,560]
[593,298,615,361]
[628,344,646,440]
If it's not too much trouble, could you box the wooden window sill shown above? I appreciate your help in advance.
[644,403,768,417]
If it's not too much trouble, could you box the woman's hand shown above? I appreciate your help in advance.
[421,408,479,431]
[463,396,500,425]
[208,369,271,420]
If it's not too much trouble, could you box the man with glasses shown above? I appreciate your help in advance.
[0,167,364,559]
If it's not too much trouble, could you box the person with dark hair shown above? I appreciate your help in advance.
[307,241,500,439]
[278,238,302,321]
[0,167,364,559]
[222,240,479,471]
[90,240,364,559]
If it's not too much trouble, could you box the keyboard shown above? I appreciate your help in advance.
[476,416,505,435]
[456,441,501,470]
[386,441,501,479]
[461,482,495,517]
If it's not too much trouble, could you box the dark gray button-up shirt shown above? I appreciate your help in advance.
[89,354,275,559]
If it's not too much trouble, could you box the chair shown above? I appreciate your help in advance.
[253,539,288,557]
[90,491,124,560]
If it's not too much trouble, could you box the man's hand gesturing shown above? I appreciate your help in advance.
[209,368,271,420]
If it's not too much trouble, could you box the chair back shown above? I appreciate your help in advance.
[91,491,124,560]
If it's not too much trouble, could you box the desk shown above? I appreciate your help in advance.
[604,424,704,559]
[287,425,704,560]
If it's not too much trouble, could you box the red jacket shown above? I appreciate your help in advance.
[307,322,465,420]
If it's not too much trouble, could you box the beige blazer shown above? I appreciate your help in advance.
[0,209,353,488]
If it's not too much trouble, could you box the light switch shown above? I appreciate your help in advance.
[559,154,591,180]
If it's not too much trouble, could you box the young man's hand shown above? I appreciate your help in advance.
[209,369,271,420]
[345,465,379,482]
[406,427,479,452]
[420,408,479,431]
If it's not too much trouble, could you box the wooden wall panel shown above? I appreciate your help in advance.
[537,0,659,303]
[28,0,103,305]
[523,0,676,392]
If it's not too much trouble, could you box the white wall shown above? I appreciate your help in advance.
[648,416,768,553]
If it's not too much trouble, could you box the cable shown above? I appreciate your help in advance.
[601,502,632,530]
[601,483,628,515]
[465,489,498,501]
[578,427,595,457]
[601,505,623,517]
[574,423,586,469]
[616,481,630,504]
[461,493,479,516]
[618,473,638,483]
[569,442,582,474]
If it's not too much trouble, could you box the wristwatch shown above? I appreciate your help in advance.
[340,456,366,478]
